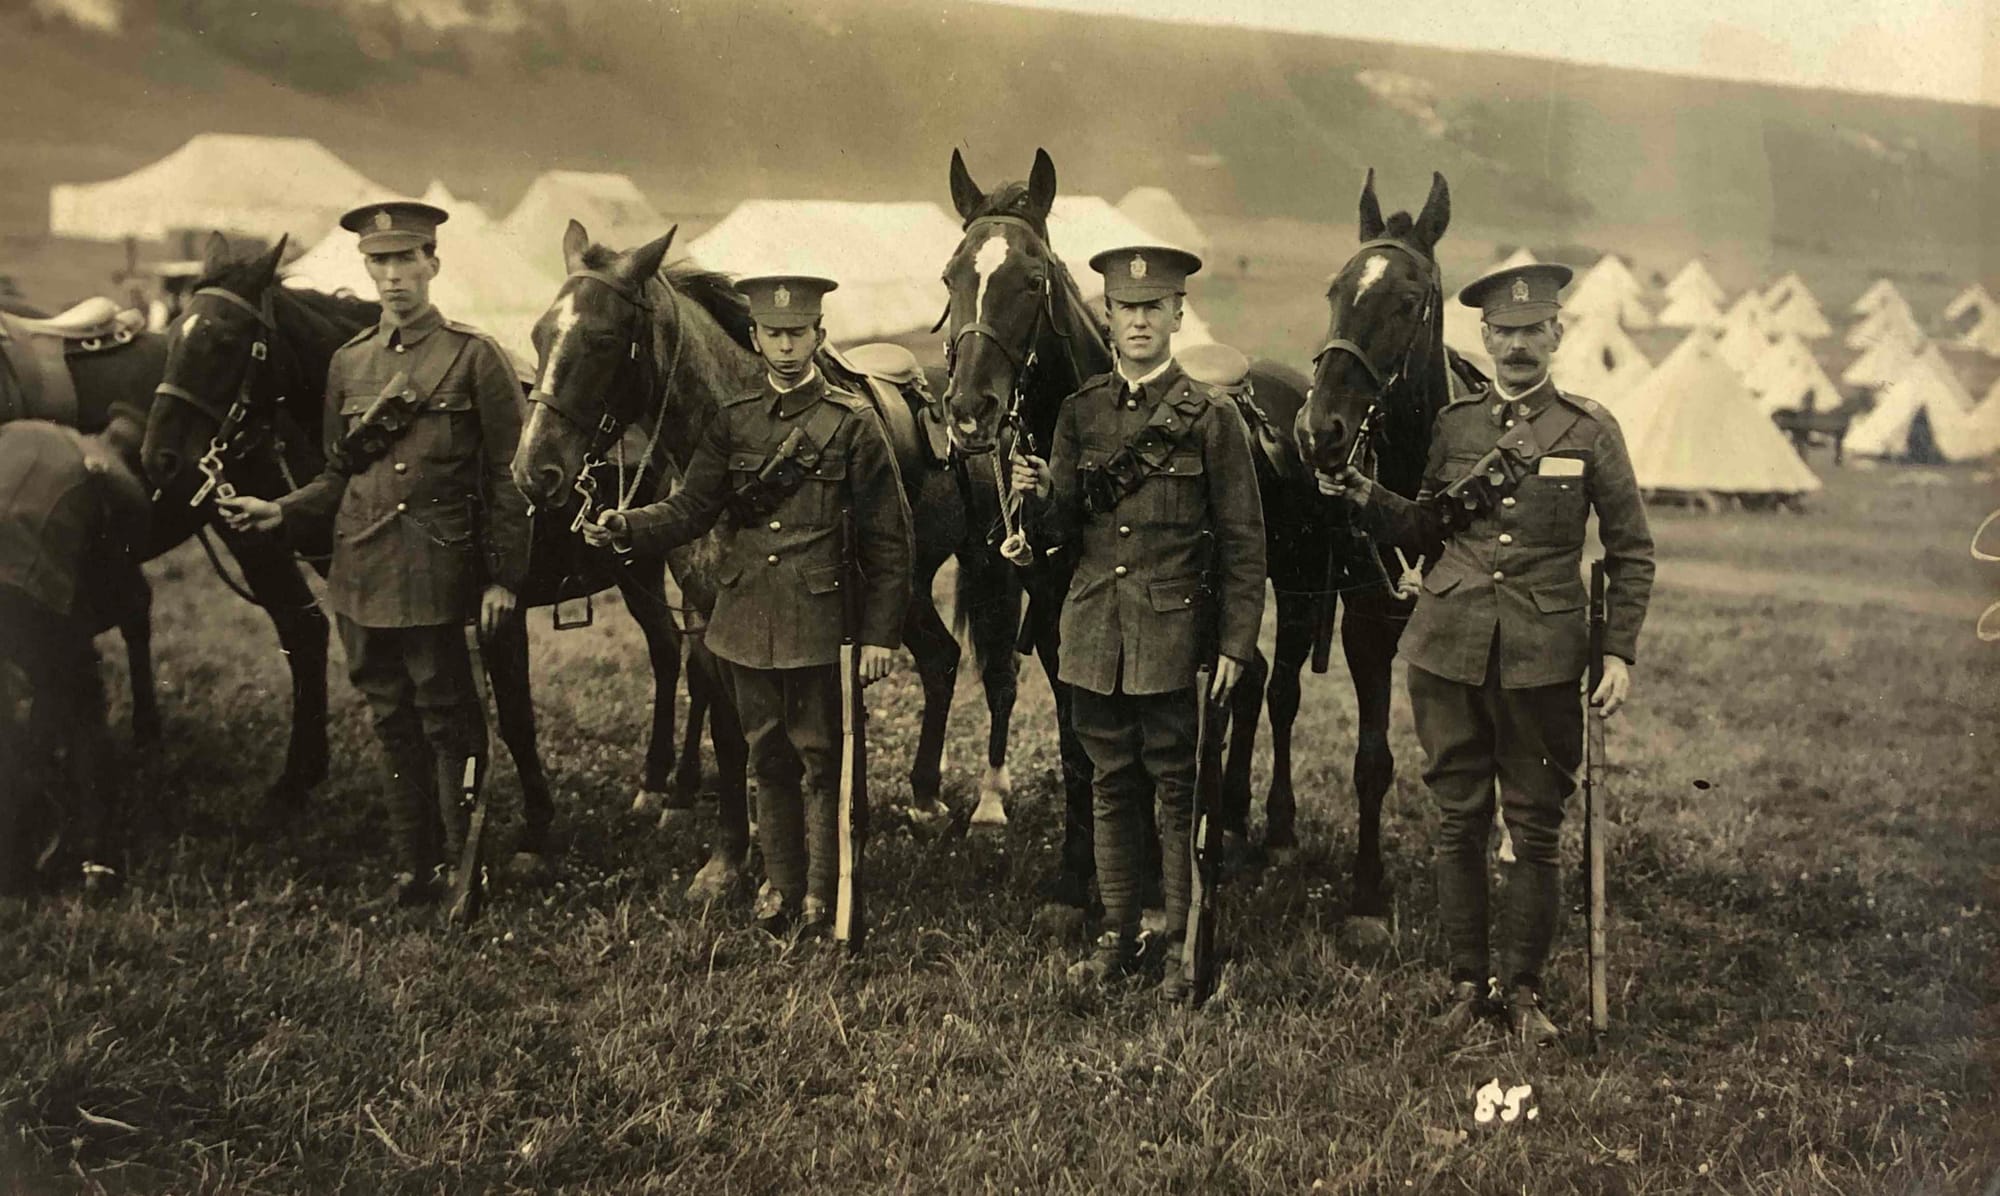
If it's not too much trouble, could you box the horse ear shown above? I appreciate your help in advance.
[1413,171,1451,252]
[251,236,287,288]
[625,226,677,285]
[1027,148,1057,222]
[202,231,231,276]
[949,148,983,224]
[1358,168,1385,242]
[562,219,590,275]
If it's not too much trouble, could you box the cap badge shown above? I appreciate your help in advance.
[373,210,394,231]
[1510,278,1531,303]
[773,284,791,309]
[1129,254,1148,280]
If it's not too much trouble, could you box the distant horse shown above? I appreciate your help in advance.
[511,221,1021,859]
[141,236,701,874]
[1290,170,1468,936]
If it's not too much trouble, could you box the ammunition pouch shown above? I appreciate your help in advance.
[724,401,848,522]
[331,385,428,475]
[1079,385,1209,516]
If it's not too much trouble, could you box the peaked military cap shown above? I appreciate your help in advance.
[340,200,449,254]
[1458,262,1573,328]
[1089,245,1202,302]
[738,275,838,329]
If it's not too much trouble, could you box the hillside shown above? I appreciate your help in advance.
[2,0,1993,302]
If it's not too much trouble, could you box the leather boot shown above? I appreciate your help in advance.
[1432,978,1495,1039]
[1508,984,1562,1047]
[1067,931,1139,989]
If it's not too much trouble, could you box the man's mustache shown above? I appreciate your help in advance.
[1504,354,1537,365]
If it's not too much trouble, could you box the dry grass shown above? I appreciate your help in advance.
[2,470,1996,1194]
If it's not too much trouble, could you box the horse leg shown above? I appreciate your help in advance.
[1220,647,1267,838]
[482,613,556,874]
[904,559,962,826]
[1340,601,1403,948]
[612,558,687,819]
[958,551,1021,828]
[683,641,751,904]
[672,639,711,804]
[220,535,329,826]
[1263,588,1318,855]
[120,580,161,747]
[1034,609,1097,914]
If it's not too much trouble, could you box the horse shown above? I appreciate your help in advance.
[139,235,710,879]
[1288,170,1469,938]
[938,149,1279,911]
[510,220,1022,859]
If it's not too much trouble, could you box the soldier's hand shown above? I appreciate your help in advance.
[1010,454,1051,499]
[1315,465,1373,504]
[579,509,628,550]
[1591,656,1631,718]
[215,493,284,534]
[858,645,894,685]
[1210,654,1248,702]
[480,585,519,641]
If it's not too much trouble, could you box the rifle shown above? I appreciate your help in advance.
[1181,536,1225,1005]
[833,505,868,954]
[1584,560,1610,1040]
[447,622,492,927]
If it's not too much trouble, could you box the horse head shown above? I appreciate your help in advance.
[1300,170,1451,476]
[513,218,676,510]
[143,232,287,489]
[940,147,1061,455]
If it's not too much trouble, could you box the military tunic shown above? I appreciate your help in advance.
[276,306,530,877]
[617,370,913,911]
[1361,375,1654,989]
[1030,360,1267,940]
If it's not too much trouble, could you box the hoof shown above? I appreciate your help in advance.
[1266,844,1300,868]
[631,788,673,817]
[970,764,1011,830]
[1139,907,1172,936]
[502,851,554,886]
[655,804,699,833]
[906,798,954,838]
[1338,915,1395,958]
[684,854,743,905]
[1030,901,1089,942]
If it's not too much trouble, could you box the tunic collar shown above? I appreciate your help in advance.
[380,304,444,349]
[765,368,826,419]
[1116,354,1177,393]
[1493,373,1559,418]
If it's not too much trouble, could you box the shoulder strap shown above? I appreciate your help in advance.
[1427,399,1585,530]
[329,336,470,473]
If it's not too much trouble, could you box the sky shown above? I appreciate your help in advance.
[984,0,1998,108]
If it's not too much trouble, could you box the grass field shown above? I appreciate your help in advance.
[2,463,1996,1194]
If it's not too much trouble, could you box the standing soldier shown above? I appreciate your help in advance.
[219,200,530,909]
[1326,262,1655,1044]
[579,275,912,937]
[1012,246,1266,1000]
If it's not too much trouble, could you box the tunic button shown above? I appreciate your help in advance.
[1114,565,1129,577]
[393,461,407,474]
[1502,496,1517,508]
[396,502,407,512]
[393,344,406,354]
[1492,570,1505,581]
[767,554,780,565]
[769,520,782,531]
[1118,524,1131,536]
[1505,419,1516,429]
[1499,533,1514,545]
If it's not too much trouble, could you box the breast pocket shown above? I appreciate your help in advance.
[1137,450,1205,523]
[412,391,479,463]
[1515,474,1587,543]
[795,453,847,528]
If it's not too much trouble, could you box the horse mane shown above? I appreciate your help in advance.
[961,180,1052,243]
[578,243,756,352]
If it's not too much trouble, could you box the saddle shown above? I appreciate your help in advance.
[824,341,952,473]
[1180,341,1300,485]
[0,299,147,429]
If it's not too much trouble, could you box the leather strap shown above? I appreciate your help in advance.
[1081,379,1210,514]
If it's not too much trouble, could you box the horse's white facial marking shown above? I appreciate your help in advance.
[973,232,1009,318]
[1356,255,1389,298]
[180,313,202,337]
[536,292,580,393]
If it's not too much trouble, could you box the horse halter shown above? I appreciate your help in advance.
[153,284,278,508]
[1313,237,1442,400]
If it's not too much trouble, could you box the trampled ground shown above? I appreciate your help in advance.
[2,466,1996,1194]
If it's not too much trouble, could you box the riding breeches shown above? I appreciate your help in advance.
[726,662,841,911]
[1071,682,1197,941]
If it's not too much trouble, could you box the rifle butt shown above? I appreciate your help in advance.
[834,641,866,954]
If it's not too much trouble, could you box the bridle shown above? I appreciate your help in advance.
[940,214,1096,564]
[1310,236,1446,601]
[152,284,282,509]
[527,269,682,533]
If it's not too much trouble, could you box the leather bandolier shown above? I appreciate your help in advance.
[1420,403,1579,538]
[326,338,469,476]
[724,401,848,523]
[1078,383,1212,516]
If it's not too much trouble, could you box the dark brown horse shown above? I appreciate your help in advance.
[511,222,1023,856]
[140,236,709,879]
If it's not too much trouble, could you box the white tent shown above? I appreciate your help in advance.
[49,133,390,245]
[1551,313,1651,401]
[1941,283,2000,355]
[1565,254,1652,328]
[500,171,673,280]
[1764,287,1833,340]
[1490,247,1539,271]
[1613,331,1821,496]
[283,216,560,372]
[1715,296,1773,374]
[1115,187,1211,259]
[1851,278,1904,317]
[687,200,963,344]
[421,179,492,228]
[1841,334,1921,389]
[1743,334,1842,414]
[1847,345,1990,461]
[1941,283,1995,327]
[1763,271,1811,310]
[1442,301,1493,375]
[1047,196,1214,347]
[1845,293,1924,351]
[1664,259,1726,309]
[1656,286,1723,329]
